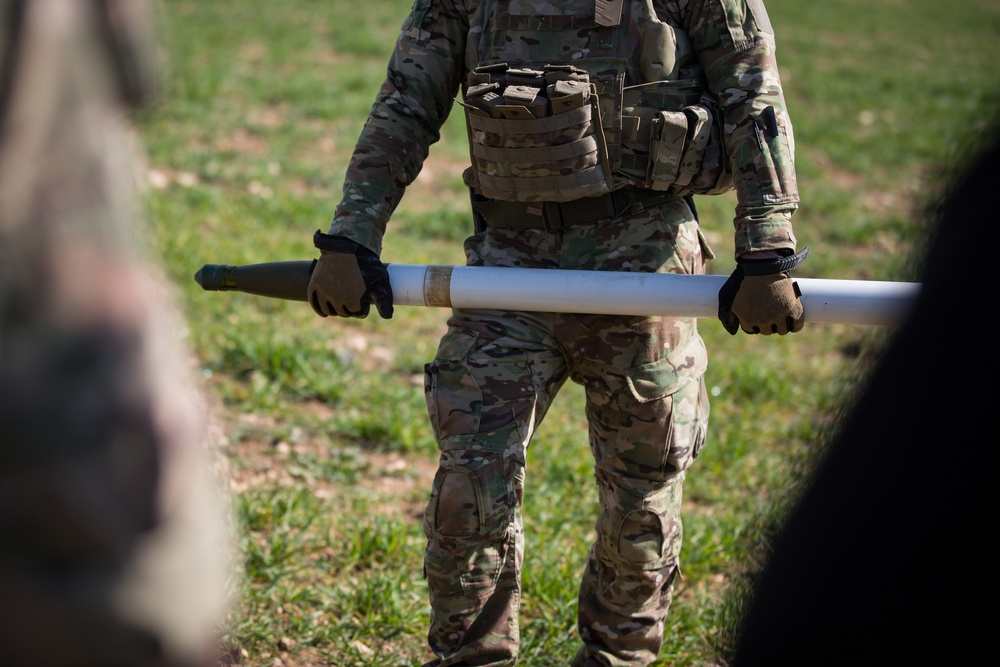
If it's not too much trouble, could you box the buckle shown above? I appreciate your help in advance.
[541,201,565,232]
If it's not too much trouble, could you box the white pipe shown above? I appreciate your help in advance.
[388,264,920,327]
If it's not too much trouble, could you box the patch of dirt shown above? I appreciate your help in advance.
[202,387,435,520]
[215,127,270,155]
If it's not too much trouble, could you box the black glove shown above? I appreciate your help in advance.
[718,248,808,335]
[307,231,393,319]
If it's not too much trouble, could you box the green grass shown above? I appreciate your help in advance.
[138,1,1000,665]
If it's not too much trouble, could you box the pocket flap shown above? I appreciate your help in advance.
[649,110,689,185]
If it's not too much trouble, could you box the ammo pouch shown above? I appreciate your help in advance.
[462,63,614,203]
[619,78,734,196]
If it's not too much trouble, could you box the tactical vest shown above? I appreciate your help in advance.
[462,0,734,203]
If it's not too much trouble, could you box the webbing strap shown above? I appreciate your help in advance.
[738,247,810,275]
[467,103,591,134]
[494,13,597,31]
[471,135,599,164]
[477,164,608,195]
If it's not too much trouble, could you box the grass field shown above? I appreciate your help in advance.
[137,1,1000,665]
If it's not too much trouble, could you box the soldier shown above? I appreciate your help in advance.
[0,1,232,665]
[306,1,805,665]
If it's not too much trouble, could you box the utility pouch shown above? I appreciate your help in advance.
[462,63,613,203]
[620,78,734,196]
[650,92,734,195]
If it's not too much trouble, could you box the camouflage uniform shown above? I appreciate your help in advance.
[326,1,798,665]
[0,1,231,665]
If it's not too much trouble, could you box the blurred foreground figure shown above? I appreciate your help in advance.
[730,120,999,665]
[0,1,232,666]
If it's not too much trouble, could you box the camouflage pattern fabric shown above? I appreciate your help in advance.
[0,1,232,665]
[324,1,799,665]
[422,199,710,666]
[464,65,614,203]
[328,0,797,262]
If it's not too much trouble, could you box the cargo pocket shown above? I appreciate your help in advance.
[663,375,709,472]
[618,338,708,477]
[623,343,705,404]
[424,328,482,440]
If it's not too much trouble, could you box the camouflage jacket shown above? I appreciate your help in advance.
[328,0,799,260]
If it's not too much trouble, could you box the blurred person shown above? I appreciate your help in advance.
[306,1,806,665]
[729,119,999,666]
[0,1,232,665]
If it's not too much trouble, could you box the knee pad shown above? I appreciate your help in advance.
[598,473,684,570]
[423,450,524,598]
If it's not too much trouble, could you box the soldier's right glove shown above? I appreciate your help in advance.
[718,248,808,335]
[307,231,393,319]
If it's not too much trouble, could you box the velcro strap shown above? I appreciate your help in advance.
[738,247,810,275]
[313,230,359,254]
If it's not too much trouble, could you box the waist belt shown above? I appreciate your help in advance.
[470,187,679,232]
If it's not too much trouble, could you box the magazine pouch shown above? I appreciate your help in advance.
[620,78,734,196]
[463,63,614,203]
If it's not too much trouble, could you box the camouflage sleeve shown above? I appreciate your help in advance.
[326,0,469,255]
[660,0,798,259]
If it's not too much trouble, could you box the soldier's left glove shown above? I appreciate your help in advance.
[308,231,393,319]
[718,248,808,335]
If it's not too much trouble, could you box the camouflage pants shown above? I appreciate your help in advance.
[421,197,711,666]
